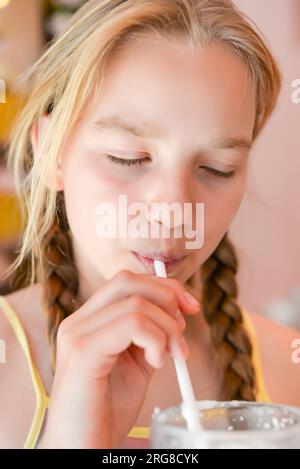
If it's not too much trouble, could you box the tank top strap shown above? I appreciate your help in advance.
[0,294,272,447]
[0,295,50,448]
[241,308,272,403]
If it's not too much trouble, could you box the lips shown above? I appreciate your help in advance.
[132,251,187,274]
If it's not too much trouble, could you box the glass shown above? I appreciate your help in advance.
[150,400,300,449]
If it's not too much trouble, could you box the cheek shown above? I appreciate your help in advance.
[202,175,246,242]
[62,156,143,251]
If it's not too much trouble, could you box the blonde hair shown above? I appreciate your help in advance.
[6,0,281,400]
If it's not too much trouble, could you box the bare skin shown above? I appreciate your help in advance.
[0,37,299,448]
[0,278,299,449]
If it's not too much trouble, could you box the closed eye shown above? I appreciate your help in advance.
[104,154,151,167]
[200,166,236,179]
[105,155,236,179]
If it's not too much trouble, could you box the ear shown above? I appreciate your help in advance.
[30,114,64,191]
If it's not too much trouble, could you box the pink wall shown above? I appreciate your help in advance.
[230,0,300,315]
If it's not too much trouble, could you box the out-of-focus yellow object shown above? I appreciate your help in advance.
[0,0,10,9]
[0,90,25,241]
[0,193,23,241]
[0,90,25,140]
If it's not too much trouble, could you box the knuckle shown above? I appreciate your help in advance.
[128,311,146,330]
[73,336,86,354]
[57,324,81,353]
[128,294,146,311]
[163,288,178,312]
[115,269,133,283]
[67,335,86,357]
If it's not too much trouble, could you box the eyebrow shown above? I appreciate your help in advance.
[93,115,252,150]
[94,116,161,139]
[206,136,253,151]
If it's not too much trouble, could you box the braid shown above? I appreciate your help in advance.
[12,192,256,394]
[38,192,79,373]
[202,233,257,401]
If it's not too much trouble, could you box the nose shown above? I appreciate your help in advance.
[145,171,194,232]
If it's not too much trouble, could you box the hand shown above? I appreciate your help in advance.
[39,270,201,448]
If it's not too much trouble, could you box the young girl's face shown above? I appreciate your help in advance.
[55,36,255,294]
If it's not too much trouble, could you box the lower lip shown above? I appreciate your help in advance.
[132,252,186,274]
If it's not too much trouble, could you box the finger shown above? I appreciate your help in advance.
[70,313,189,374]
[69,270,200,327]
[64,294,187,349]
[148,275,201,314]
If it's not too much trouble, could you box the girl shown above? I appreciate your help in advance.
[0,0,299,449]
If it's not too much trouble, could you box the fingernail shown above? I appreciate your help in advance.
[183,291,200,307]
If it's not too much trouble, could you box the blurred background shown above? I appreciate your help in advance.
[0,0,299,329]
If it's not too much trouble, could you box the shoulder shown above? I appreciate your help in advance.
[0,283,47,448]
[1,283,52,384]
[0,283,50,378]
[2,282,44,318]
[1,283,45,341]
[245,310,300,407]
[0,282,52,396]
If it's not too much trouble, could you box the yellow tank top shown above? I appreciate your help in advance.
[0,295,272,448]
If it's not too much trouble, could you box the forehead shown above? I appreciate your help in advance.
[88,36,256,142]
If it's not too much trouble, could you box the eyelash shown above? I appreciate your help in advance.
[104,154,236,179]
[203,167,236,179]
[105,154,150,167]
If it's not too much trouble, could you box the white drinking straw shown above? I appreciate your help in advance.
[154,259,202,432]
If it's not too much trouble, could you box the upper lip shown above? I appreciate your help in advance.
[133,251,187,263]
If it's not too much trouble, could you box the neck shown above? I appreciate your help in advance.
[71,237,106,307]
